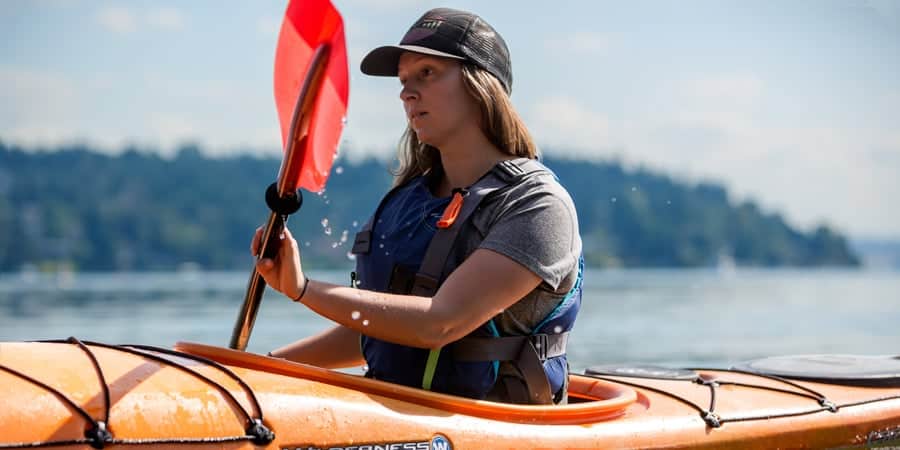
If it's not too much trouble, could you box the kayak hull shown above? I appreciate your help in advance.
[1,340,899,449]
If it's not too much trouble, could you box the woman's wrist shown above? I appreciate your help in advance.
[293,275,310,302]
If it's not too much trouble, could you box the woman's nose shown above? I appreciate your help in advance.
[399,85,418,102]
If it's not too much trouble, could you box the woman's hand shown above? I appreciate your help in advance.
[251,226,306,300]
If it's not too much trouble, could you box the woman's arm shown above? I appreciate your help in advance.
[270,324,365,369]
[255,228,541,349]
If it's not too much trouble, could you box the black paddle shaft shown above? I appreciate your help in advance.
[229,43,331,351]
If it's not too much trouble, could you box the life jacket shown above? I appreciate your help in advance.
[351,158,582,404]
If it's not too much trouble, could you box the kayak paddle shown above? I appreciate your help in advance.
[230,0,349,350]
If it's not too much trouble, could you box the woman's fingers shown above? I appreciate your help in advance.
[251,225,304,299]
[255,257,276,283]
[250,226,264,255]
[256,257,274,272]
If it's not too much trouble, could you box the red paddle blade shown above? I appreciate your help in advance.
[274,0,349,193]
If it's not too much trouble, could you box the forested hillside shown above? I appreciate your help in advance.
[0,142,859,271]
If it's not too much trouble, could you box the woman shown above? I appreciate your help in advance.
[253,7,583,404]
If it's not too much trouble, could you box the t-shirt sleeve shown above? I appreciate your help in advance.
[477,186,579,291]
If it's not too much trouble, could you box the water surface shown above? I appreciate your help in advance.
[1,268,897,371]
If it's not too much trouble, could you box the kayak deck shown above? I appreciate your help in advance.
[1,339,899,449]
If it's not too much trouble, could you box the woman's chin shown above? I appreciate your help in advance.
[416,133,435,147]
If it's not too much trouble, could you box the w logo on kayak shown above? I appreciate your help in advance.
[430,435,452,450]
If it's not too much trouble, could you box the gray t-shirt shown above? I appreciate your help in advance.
[445,166,582,336]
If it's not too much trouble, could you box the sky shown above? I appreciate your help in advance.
[2,0,899,239]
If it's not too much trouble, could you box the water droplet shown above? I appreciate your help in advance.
[667,200,672,205]
[377,219,382,224]
[407,233,413,238]
[335,166,344,175]
[380,234,386,239]
[279,232,285,239]
[356,281,363,287]
[340,230,349,243]
[352,221,359,228]
[385,252,390,256]
[331,242,338,248]
[534,341,542,349]
[611,197,617,203]
[351,311,361,320]
[321,218,329,228]
[304,241,310,247]
[325,200,330,205]
[341,116,348,125]
[379,243,384,249]
[631,186,637,192]
[346,252,356,261]
[362,365,369,372]
[362,319,369,326]
[553,325,564,334]
[324,227,332,235]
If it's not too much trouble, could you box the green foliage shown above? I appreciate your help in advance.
[0,142,859,271]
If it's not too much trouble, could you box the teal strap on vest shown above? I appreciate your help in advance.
[487,319,501,382]
[533,257,584,332]
[421,348,442,390]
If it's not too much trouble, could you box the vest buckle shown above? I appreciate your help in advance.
[530,334,549,361]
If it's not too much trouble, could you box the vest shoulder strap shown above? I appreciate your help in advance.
[410,158,550,296]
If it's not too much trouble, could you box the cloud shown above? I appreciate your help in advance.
[147,7,185,31]
[337,0,421,10]
[682,74,764,110]
[543,31,612,54]
[340,84,405,159]
[521,73,899,235]
[0,67,78,132]
[527,95,618,158]
[95,7,137,34]
[257,15,281,39]
[863,0,900,23]
[718,125,900,236]
[96,6,185,34]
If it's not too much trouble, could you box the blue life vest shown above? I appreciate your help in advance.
[351,159,581,403]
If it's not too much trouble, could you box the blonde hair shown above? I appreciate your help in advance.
[393,64,538,187]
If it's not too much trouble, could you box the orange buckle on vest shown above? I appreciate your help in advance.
[437,189,466,229]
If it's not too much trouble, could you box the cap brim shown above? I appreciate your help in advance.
[360,45,465,77]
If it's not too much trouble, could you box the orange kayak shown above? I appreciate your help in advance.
[1,339,898,449]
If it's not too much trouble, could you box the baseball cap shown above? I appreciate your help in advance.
[360,8,513,93]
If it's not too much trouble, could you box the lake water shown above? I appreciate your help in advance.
[1,268,898,372]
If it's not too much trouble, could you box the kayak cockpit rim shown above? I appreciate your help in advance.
[174,341,638,425]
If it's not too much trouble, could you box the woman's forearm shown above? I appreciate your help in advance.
[295,250,542,349]
[297,280,456,349]
[270,324,365,369]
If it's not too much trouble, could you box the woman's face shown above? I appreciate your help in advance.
[397,52,480,148]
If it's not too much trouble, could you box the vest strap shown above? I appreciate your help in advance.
[351,230,373,254]
[411,158,548,296]
[421,348,442,390]
[450,332,568,362]
[451,332,568,405]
